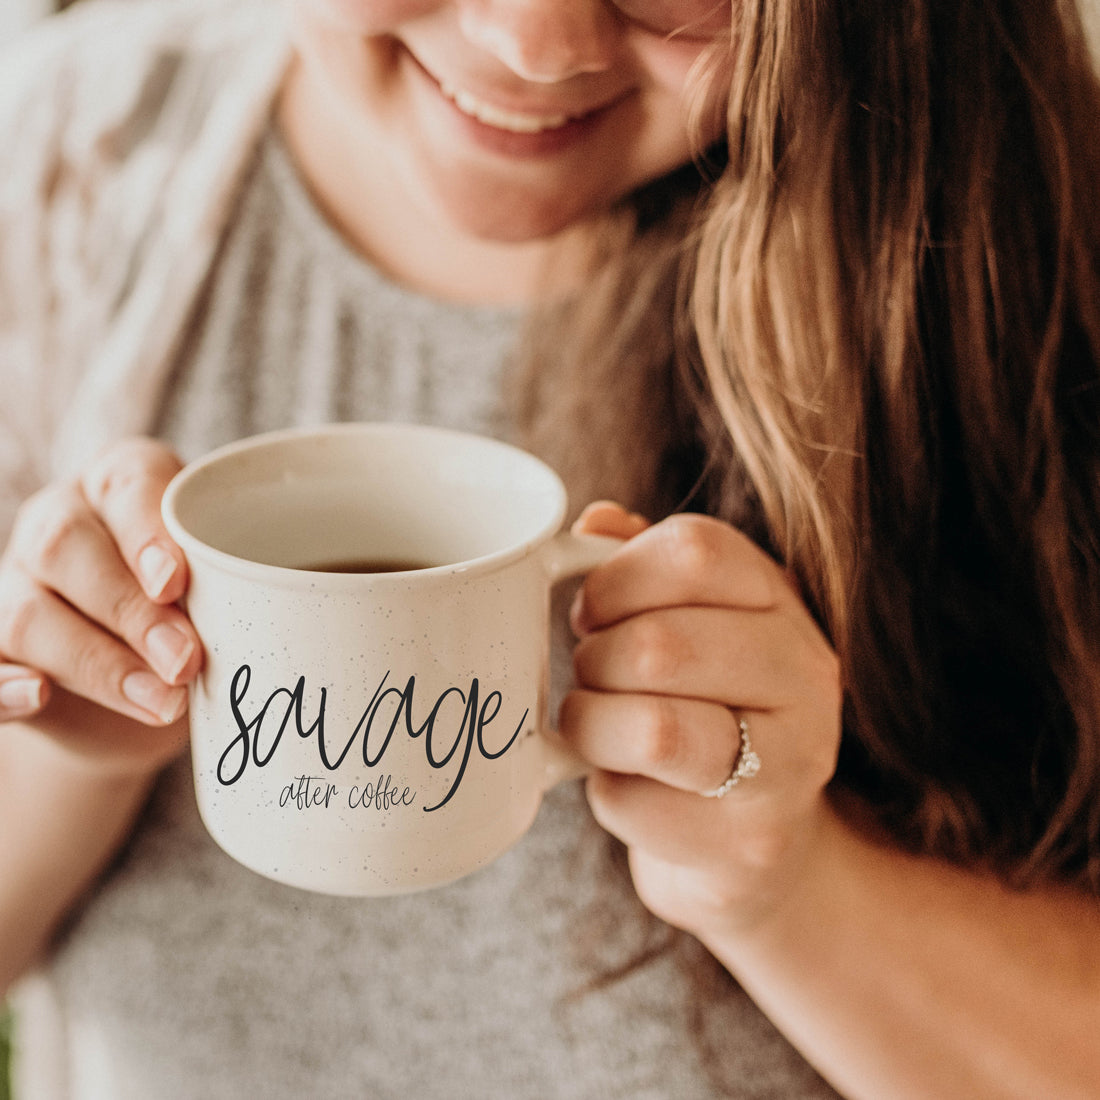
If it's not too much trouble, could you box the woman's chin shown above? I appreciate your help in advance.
[423,177,603,247]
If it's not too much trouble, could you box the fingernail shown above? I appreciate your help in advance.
[122,670,187,724]
[138,543,177,600]
[145,622,195,683]
[569,587,589,635]
[0,677,44,714]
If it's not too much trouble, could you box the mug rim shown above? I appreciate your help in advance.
[161,422,569,586]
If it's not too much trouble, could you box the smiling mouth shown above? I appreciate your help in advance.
[437,81,574,134]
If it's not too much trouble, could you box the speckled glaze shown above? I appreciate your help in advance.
[162,424,616,895]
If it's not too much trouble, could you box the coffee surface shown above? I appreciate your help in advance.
[295,557,438,574]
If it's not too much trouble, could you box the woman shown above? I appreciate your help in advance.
[0,0,1098,1096]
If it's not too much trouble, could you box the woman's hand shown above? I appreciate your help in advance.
[0,438,201,772]
[564,504,1100,1100]
[560,502,842,941]
[0,438,201,993]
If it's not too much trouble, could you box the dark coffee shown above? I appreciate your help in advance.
[296,557,438,574]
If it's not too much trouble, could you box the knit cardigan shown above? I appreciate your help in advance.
[0,0,289,538]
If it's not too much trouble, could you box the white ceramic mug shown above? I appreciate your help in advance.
[161,423,616,896]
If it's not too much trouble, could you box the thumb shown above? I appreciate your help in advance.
[571,501,651,541]
[0,664,50,721]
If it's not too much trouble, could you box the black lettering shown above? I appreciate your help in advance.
[220,661,528,806]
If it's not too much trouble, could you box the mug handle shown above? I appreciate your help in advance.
[536,532,624,791]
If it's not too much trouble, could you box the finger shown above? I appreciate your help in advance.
[571,513,781,636]
[80,439,187,603]
[0,663,49,720]
[10,491,200,686]
[571,501,651,540]
[559,688,742,794]
[573,605,805,711]
[625,849,742,939]
[27,684,190,771]
[0,577,187,726]
[586,770,760,868]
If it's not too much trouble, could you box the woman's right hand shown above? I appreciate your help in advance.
[0,438,202,773]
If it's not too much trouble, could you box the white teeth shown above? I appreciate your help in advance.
[439,82,570,134]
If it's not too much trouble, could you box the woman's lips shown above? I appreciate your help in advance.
[408,50,625,156]
[438,81,572,134]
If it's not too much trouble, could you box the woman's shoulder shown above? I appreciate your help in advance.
[0,0,288,500]
[0,0,286,350]
[0,0,280,179]
[0,0,275,78]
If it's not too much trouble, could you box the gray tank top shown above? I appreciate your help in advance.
[22,125,839,1100]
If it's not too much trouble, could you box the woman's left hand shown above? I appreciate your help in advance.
[560,502,843,942]
[564,503,1100,1099]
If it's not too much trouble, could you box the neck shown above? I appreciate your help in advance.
[277,56,593,307]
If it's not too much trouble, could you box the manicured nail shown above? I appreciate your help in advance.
[0,677,44,714]
[122,670,187,724]
[145,622,195,683]
[138,543,178,600]
[569,587,589,635]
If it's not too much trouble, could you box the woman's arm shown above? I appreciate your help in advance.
[0,711,173,996]
[0,439,200,996]
[698,801,1100,1100]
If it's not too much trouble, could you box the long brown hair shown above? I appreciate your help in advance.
[518,0,1100,889]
